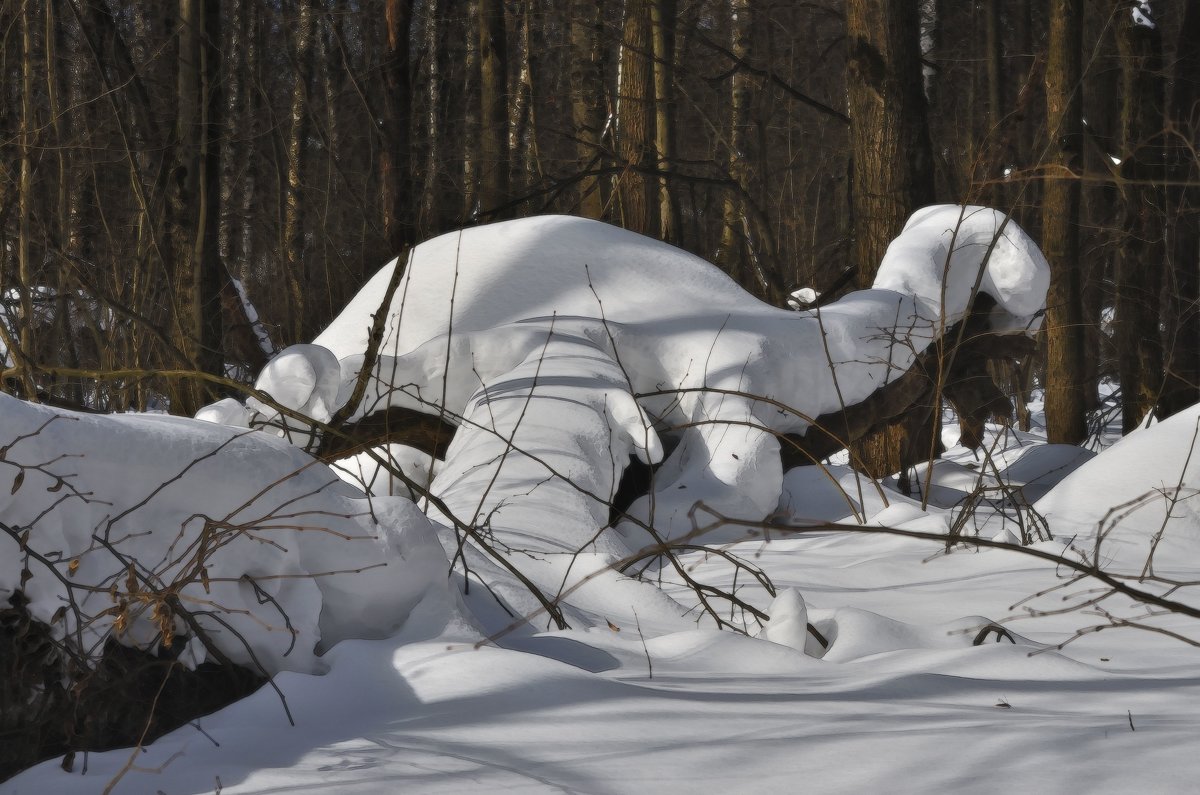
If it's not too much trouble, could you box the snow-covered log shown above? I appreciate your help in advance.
[1,206,1049,681]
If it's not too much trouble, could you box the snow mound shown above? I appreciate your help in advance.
[0,395,449,674]
[873,204,1049,328]
[1035,402,1200,569]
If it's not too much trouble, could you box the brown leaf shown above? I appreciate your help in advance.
[201,566,211,594]
[606,619,620,632]
[10,470,23,494]
[67,558,80,577]
[47,478,63,493]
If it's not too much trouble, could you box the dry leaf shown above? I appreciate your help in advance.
[606,619,620,632]
[67,558,80,576]
[10,470,24,494]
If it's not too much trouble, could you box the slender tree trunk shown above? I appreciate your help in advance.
[985,0,1005,207]
[419,0,444,231]
[845,0,936,478]
[1161,0,1200,417]
[463,3,480,218]
[650,0,677,240]
[569,0,607,218]
[1113,0,1166,432]
[615,0,657,236]
[382,0,413,252]
[477,0,509,217]
[283,0,314,342]
[16,4,38,400]
[198,0,225,386]
[719,0,752,277]
[168,0,224,415]
[1042,0,1087,443]
[508,0,536,212]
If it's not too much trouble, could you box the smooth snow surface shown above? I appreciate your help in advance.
[6,211,1200,792]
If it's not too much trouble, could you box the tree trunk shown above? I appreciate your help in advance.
[985,0,1005,207]
[1113,0,1166,432]
[846,0,935,286]
[165,0,225,415]
[477,0,509,218]
[382,0,413,252]
[845,0,936,479]
[419,0,445,231]
[508,0,536,213]
[615,0,658,236]
[1161,0,1200,417]
[719,0,752,278]
[283,0,314,343]
[15,4,38,400]
[650,0,677,240]
[1042,0,1087,444]
[462,2,480,218]
[569,0,607,218]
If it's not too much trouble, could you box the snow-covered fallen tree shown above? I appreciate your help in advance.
[1,205,1049,669]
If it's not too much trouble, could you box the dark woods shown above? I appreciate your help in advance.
[0,0,1196,438]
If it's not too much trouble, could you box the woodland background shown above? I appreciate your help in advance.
[0,0,1196,446]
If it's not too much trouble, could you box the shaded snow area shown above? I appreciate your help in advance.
[6,210,1200,793]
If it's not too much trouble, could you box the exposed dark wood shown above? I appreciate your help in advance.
[317,406,456,462]
[782,299,1035,477]
[1114,0,1166,432]
[1041,0,1087,444]
[845,0,936,478]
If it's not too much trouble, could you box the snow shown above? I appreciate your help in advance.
[0,395,447,675]
[5,210,1200,792]
[1132,1,1155,29]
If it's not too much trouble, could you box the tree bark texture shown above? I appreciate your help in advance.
[382,0,414,252]
[846,0,935,285]
[845,0,936,478]
[569,0,607,219]
[1162,0,1200,417]
[477,0,509,217]
[1113,1,1166,432]
[615,0,658,237]
[1041,0,1087,444]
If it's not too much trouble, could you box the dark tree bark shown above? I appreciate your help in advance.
[1112,1,1166,433]
[165,0,225,415]
[283,0,315,342]
[846,0,935,286]
[477,0,509,217]
[650,0,677,240]
[1161,0,1200,417]
[615,0,658,236]
[1041,0,1087,444]
[569,0,607,219]
[381,0,414,252]
[719,0,752,278]
[845,0,936,479]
